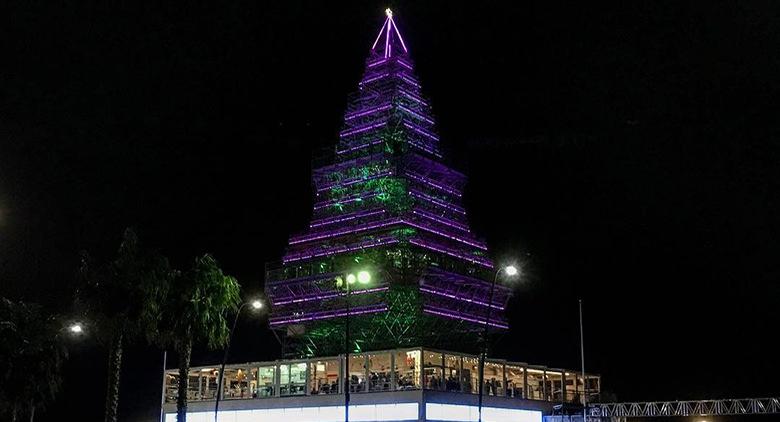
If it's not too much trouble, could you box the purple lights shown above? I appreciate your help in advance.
[270,304,389,326]
[340,121,387,138]
[271,286,389,306]
[309,208,386,228]
[266,9,517,342]
[423,306,509,330]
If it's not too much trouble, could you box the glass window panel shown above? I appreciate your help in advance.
[223,367,252,399]
[368,352,392,391]
[289,363,307,396]
[348,354,367,393]
[462,356,480,394]
[257,366,275,397]
[423,350,443,390]
[199,368,219,400]
[164,372,179,403]
[394,349,420,390]
[483,361,504,397]
[309,359,340,395]
[505,365,525,398]
[546,370,563,401]
[526,368,545,400]
[443,354,462,392]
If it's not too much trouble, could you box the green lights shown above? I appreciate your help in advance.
[357,270,371,284]
[342,270,371,286]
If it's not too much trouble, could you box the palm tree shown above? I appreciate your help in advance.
[156,254,240,422]
[0,298,68,422]
[76,228,171,422]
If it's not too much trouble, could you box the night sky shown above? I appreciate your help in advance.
[1,1,779,421]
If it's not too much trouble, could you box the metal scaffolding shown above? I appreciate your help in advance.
[589,397,780,419]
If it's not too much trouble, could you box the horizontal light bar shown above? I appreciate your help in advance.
[344,104,392,121]
[317,170,393,193]
[408,189,466,214]
[397,104,435,125]
[269,304,388,325]
[405,171,462,197]
[403,122,439,142]
[398,89,428,106]
[423,306,508,329]
[283,236,399,263]
[309,208,386,228]
[412,209,470,232]
[419,286,505,310]
[336,139,384,155]
[409,238,493,268]
[340,121,387,138]
[313,191,380,211]
[272,286,389,306]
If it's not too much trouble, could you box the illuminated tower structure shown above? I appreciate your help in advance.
[265,10,512,357]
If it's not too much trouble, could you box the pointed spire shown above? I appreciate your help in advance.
[371,8,408,58]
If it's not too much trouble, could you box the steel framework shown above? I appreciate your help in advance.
[265,10,511,357]
[589,397,780,419]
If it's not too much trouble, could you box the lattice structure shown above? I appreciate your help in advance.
[589,397,780,419]
[265,9,511,357]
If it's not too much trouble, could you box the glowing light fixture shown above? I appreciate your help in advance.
[69,323,83,334]
[357,270,371,284]
[251,300,263,310]
[346,273,357,284]
[505,265,518,276]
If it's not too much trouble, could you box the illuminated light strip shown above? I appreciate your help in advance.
[165,403,421,422]
[312,191,380,211]
[397,59,413,70]
[413,209,470,232]
[391,15,408,52]
[423,306,508,329]
[419,286,505,310]
[397,104,435,124]
[272,286,389,306]
[402,220,487,250]
[367,58,387,67]
[360,72,390,85]
[409,238,493,268]
[405,171,462,197]
[292,217,484,250]
[406,138,442,157]
[283,237,399,263]
[399,74,421,88]
[340,121,387,138]
[309,208,386,228]
[385,11,391,58]
[269,304,388,325]
[409,189,466,214]
[403,122,439,142]
[336,139,384,155]
[266,271,343,288]
[317,170,393,192]
[344,104,392,120]
[399,89,428,106]
[290,217,403,245]
[371,17,389,50]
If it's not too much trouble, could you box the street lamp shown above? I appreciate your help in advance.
[478,265,520,422]
[68,322,84,335]
[340,269,371,422]
[214,298,265,422]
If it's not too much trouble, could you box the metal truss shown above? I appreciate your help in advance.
[589,397,780,418]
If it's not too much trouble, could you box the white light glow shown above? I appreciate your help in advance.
[504,265,518,276]
[69,323,83,334]
[385,8,392,18]
[357,270,371,284]
[346,273,357,284]
[165,403,418,422]
[425,403,542,422]
[251,300,263,310]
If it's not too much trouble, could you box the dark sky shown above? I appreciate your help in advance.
[2,1,779,421]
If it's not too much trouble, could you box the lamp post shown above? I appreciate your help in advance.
[341,270,370,422]
[478,265,518,422]
[214,299,264,422]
